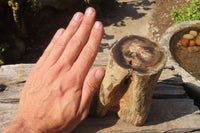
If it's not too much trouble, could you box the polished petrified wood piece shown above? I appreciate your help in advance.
[97,35,167,126]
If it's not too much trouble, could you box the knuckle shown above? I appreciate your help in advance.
[85,80,97,94]
[50,64,63,76]
[82,19,93,28]
[71,20,80,29]
[64,71,80,88]
[54,39,66,48]
[45,64,63,84]
[70,35,83,47]
[82,46,95,59]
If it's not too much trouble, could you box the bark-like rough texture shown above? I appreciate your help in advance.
[97,35,167,126]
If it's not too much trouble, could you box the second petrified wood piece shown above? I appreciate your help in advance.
[97,35,166,126]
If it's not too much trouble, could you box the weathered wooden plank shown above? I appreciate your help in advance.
[0,64,34,84]
[0,64,33,96]
[74,99,200,133]
[0,64,34,132]
[0,103,18,132]
[0,64,200,133]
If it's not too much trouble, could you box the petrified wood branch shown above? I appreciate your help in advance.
[97,35,167,126]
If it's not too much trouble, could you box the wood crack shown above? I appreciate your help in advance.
[0,98,20,103]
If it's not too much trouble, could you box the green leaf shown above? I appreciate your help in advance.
[171,0,200,23]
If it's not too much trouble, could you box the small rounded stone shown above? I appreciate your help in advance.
[183,34,194,40]
[189,30,198,37]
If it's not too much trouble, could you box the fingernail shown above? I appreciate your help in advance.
[57,28,64,35]
[95,69,105,80]
[85,7,95,17]
[55,28,64,39]
[73,12,82,21]
[94,21,103,29]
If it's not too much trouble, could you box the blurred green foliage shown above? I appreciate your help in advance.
[171,0,200,23]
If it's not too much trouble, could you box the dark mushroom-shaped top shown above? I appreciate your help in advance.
[112,35,166,75]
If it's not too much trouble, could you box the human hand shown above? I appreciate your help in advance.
[3,7,104,133]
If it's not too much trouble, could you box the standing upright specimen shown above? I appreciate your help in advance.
[97,35,166,126]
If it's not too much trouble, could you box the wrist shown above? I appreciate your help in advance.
[3,117,41,133]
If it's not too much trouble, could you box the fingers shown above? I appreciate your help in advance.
[44,12,84,68]
[79,67,105,117]
[56,7,96,68]
[35,28,65,68]
[72,21,103,79]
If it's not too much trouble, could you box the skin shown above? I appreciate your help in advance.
[3,7,105,133]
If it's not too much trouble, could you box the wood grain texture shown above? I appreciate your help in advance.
[0,64,34,132]
[0,62,200,132]
[97,36,167,126]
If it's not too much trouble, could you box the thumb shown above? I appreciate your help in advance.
[79,67,105,118]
